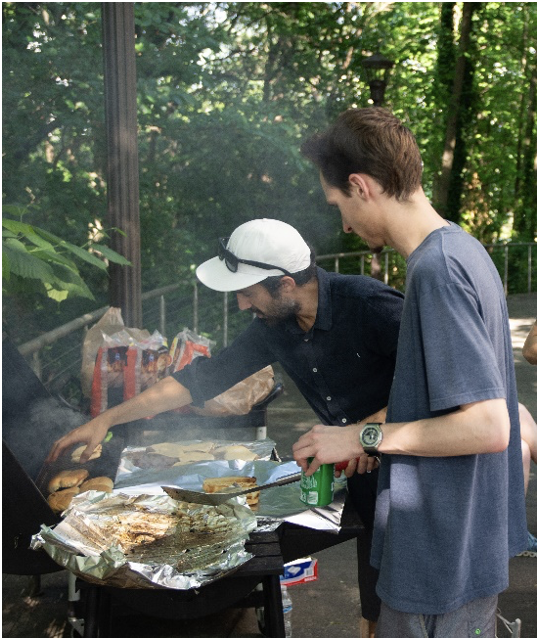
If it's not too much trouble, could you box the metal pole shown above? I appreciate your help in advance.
[102,3,142,327]
[504,244,509,296]
[193,283,199,333]
[527,245,532,293]
[223,292,229,347]
[159,295,166,337]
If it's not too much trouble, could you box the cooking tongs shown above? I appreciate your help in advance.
[162,471,301,506]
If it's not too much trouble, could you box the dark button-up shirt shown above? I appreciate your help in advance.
[173,267,403,425]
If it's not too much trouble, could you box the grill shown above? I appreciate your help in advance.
[3,334,364,637]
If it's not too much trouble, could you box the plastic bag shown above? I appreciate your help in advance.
[81,308,150,398]
[169,328,215,374]
[169,328,274,416]
[192,366,275,417]
[90,329,169,418]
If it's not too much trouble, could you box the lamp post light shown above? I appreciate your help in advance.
[361,52,394,107]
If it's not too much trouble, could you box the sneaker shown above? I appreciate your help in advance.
[518,531,537,557]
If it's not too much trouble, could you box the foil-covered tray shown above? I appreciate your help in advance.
[31,491,257,590]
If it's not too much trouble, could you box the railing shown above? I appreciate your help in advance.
[15,241,537,405]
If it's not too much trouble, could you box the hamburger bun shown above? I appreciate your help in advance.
[48,468,89,494]
[79,476,114,493]
[47,487,80,514]
[202,476,260,510]
[71,443,102,463]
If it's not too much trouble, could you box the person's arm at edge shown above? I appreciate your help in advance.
[294,397,510,475]
[46,376,193,464]
[522,320,537,365]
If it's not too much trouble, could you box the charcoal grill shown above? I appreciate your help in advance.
[3,335,364,637]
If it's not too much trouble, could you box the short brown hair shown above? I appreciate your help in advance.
[301,107,423,201]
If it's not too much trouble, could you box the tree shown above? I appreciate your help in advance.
[3,2,536,346]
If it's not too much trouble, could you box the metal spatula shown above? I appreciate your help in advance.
[162,471,301,506]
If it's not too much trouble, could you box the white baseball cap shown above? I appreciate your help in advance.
[196,219,311,292]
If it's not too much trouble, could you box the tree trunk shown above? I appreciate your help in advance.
[432,2,476,219]
[513,62,537,239]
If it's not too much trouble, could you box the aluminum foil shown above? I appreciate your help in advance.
[115,438,278,486]
[114,456,348,533]
[31,491,257,590]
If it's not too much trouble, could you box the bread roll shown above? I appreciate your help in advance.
[48,469,89,494]
[71,444,102,463]
[48,487,79,513]
[202,475,260,510]
[79,476,114,493]
[202,476,257,493]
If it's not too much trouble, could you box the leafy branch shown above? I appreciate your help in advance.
[2,205,131,302]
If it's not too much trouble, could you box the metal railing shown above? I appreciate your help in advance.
[15,242,536,404]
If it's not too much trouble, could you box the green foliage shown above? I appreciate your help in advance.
[2,205,130,302]
[2,2,537,348]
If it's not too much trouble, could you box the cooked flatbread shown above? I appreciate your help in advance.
[146,443,188,458]
[172,452,215,466]
[180,441,215,453]
[213,444,258,461]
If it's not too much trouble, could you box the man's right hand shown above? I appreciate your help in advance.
[46,417,110,464]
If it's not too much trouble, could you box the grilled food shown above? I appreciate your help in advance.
[212,444,258,461]
[70,443,102,463]
[203,476,260,510]
[48,468,89,494]
[79,476,114,493]
[48,487,80,513]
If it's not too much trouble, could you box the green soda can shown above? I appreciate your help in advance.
[299,458,335,507]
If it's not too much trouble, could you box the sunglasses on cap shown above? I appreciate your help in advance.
[218,237,293,276]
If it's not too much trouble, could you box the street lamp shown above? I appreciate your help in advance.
[361,52,394,107]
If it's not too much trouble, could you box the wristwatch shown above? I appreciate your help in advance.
[359,422,383,456]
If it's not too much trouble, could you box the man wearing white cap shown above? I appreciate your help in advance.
[48,217,404,636]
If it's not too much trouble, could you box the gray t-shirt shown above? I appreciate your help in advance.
[371,223,527,615]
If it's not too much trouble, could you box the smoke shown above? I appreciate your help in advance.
[4,397,87,480]
[4,399,266,482]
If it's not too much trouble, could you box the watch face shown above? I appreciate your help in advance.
[363,426,380,446]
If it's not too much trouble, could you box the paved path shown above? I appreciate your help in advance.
[3,294,536,638]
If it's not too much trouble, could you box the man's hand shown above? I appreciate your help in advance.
[292,424,364,476]
[335,456,380,477]
[46,417,110,464]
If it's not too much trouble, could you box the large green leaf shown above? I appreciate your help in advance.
[92,244,132,266]
[33,228,109,271]
[30,249,79,272]
[3,240,55,280]
[46,262,95,301]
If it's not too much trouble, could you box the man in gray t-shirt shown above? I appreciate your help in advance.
[295,108,527,638]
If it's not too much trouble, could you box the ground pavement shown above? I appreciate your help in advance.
[2,294,536,638]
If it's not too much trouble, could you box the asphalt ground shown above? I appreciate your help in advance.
[3,293,536,638]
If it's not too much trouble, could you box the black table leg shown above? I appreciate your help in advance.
[262,574,285,638]
[83,586,100,637]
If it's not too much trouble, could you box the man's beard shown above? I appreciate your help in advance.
[254,297,301,327]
